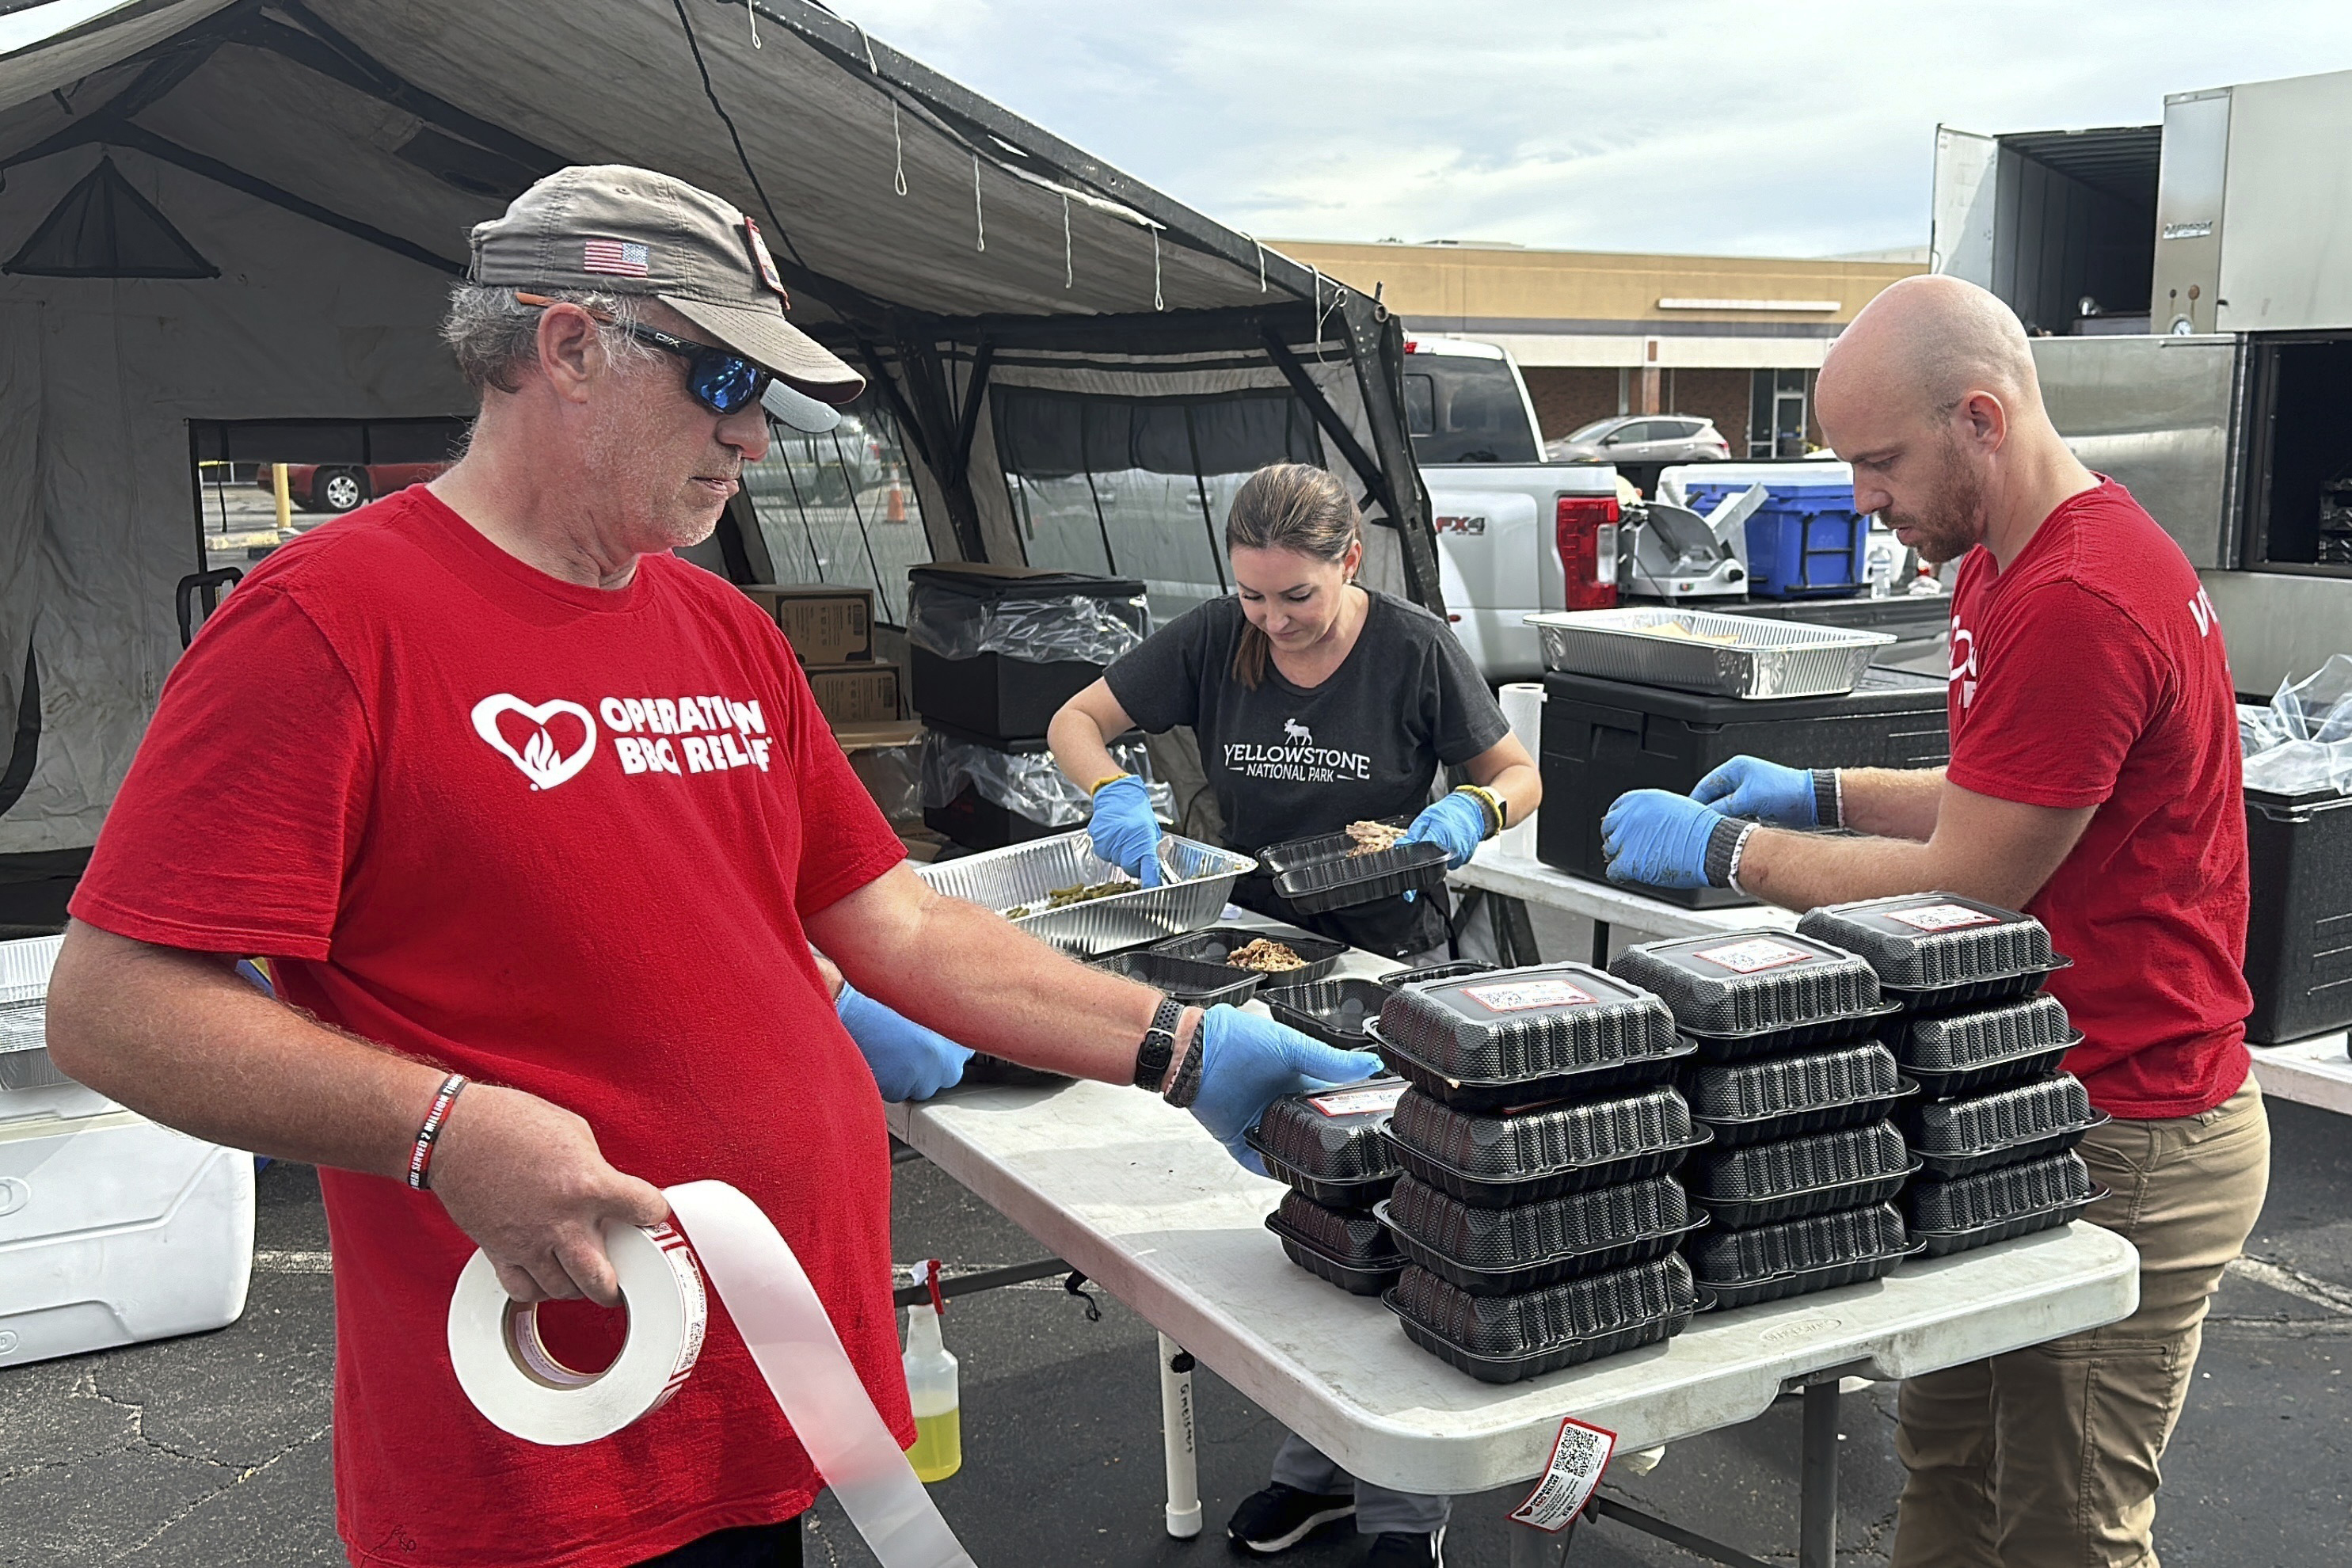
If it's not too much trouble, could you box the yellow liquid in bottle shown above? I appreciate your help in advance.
[908,1406,961,1482]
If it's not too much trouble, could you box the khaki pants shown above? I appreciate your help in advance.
[1890,1074,2269,1568]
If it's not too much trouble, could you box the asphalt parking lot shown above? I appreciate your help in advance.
[2,1079,2346,1568]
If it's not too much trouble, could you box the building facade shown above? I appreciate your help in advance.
[1270,240,1925,455]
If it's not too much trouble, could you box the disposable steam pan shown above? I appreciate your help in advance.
[916,830,1255,956]
[1688,1120,1917,1228]
[1891,993,2081,1098]
[1901,1073,2107,1179]
[1528,608,1893,700]
[1688,1202,1921,1310]
[1262,977,1396,1049]
[1796,895,2068,1011]
[1386,1254,1698,1383]
[1245,1079,1406,1207]
[1608,932,1884,1039]
[1147,926,1348,984]
[1376,1173,1704,1296]
[1684,1041,1914,1147]
[1383,1084,1709,1207]
[1905,1151,2104,1258]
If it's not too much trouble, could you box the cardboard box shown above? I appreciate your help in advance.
[806,662,901,725]
[744,584,873,664]
[832,721,925,828]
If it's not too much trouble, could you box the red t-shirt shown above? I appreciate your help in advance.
[70,489,911,1567]
[1946,478,2250,1119]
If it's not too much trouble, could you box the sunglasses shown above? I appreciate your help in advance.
[515,291,774,415]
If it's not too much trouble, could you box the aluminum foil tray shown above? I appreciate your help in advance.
[1528,608,1894,699]
[915,830,1255,957]
[1684,1042,1913,1147]
[1262,977,1395,1050]
[0,934,59,1010]
[1893,993,2081,1098]
[1147,927,1347,984]
[1377,1174,1703,1296]
[1245,1079,1406,1207]
[1688,1203,1920,1310]
[1689,1120,1917,1228]
[1267,1189,1404,1296]
[1610,932,1884,1038]
[1384,1084,1709,1207]
[1796,895,2066,1012]
[1902,1072,2107,1179]
[1386,1255,1697,1383]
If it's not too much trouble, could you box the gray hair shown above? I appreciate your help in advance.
[440,283,655,394]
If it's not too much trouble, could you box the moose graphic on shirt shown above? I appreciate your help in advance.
[1283,717,1312,744]
[1227,715,1372,785]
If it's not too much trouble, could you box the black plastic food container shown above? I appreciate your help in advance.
[1890,992,2080,1098]
[1266,1189,1405,1296]
[1796,894,2067,1012]
[1683,1042,1914,1147]
[1085,949,1262,1008]
[1269,840,1451,915]
[1609,931,1885,1039]
[1905,1151,2103,1258]
[1262,977,1397,1049]
[1688,1120,1918,1228]
[1385,1254,1699,1383]
[1245,1079,1406,1208]
[1373,965,1683,1106]
[1387,960,1498,988]
[1147,927,1349,984]
[1383,1084,1709,1207]
[1687,1202,1920,1309]
[1901,1072,2107,1179]
[1376,1173,1704,1296]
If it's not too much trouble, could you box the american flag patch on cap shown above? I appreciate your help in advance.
[583,238,651,277]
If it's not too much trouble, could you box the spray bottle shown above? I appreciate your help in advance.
[902,1259,961,1482]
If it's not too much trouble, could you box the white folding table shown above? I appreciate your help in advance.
[887,1070,2137,1565]
[1449,843,1799,968]
[2247,1029,2352,1117]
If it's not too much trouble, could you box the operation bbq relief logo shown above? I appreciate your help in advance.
[1224,717,1372,785]
[470,691,774,790]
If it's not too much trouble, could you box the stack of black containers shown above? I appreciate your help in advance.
[1608,934,1921,1308]
[1794,896,2106,1257]
[1361,965,1707,1383]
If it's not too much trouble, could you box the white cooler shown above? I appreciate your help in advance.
[0,935,257,1368]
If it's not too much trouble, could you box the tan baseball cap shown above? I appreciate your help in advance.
[468,165,866,405]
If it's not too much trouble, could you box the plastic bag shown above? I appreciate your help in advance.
[907,585,1148,666]
[2243,654,2352,797]
[919,732,1172,828]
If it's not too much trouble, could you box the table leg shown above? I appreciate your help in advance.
[1159,1333,1203,1539]
[1800,1380,1839,1568]
[1506,1520,1569,1566]
[1589,918,1612,969]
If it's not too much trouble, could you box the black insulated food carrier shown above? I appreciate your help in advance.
[906,564,1147,742]
[2243,786,2352,1044]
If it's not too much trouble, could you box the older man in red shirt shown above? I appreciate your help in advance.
[1602,275,2269,1567]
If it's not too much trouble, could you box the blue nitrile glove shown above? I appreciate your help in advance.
[1188,1006,1383,1174]
[1402,789,1491,871]
[1692,756,1823,829]
[1600,790,1748,891]
[835,982,972,1102]
[1086,774,1163,888]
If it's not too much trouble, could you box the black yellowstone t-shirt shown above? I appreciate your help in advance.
[1106,589,1509,956]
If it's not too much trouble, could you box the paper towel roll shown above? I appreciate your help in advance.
[1498,683,1543,859]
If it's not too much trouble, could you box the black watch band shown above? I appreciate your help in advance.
[1131,995,1185,1091]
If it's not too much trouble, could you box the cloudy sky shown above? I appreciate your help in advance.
[842,1,2352,259]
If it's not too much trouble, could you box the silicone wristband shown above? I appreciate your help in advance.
[408,1072,469,1191]
[1089,773,1130,797]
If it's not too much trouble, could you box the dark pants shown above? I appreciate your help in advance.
[634,1518,801,1567]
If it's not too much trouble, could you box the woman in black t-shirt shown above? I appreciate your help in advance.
[1049,462,1539,964]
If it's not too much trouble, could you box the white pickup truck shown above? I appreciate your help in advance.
[1402,336,1624,680]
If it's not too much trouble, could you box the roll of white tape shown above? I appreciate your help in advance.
[447,1182,975,1568]
[447,1220,707,1446]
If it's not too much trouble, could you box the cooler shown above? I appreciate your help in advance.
[1537,666,1950,907]
[905,564,1147,743]
[1682,477,1871,599]
[2243,786,2352,1044]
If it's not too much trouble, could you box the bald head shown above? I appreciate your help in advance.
[1822,274,2038,424]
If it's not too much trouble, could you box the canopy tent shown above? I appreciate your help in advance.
[0,0,1440,888]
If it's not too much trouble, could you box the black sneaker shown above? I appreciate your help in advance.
[1226,1483,1356,1555]
[1362,1529,1444,1566]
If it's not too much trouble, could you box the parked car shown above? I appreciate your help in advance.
[254,462,451,513]
[1546,415,1731,466]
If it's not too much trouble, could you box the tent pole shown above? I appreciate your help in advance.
[880,337,989,563]
[1338,295,1444,618]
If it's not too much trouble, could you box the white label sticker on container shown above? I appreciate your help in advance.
[1692,938,1814,974]
[1509,1415,1616,1532]
[1308,1083,1406,1117]
[1886,903,1998,933]
[1464,980,1596,1013]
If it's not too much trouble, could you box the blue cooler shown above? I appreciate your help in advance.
[1683,478,1871,599]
